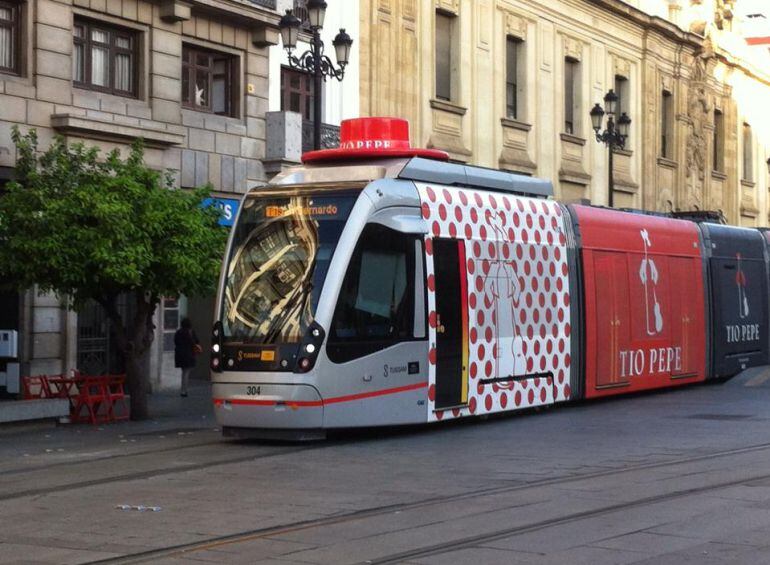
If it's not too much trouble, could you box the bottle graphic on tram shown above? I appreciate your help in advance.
[482,209,525,381]
[736,253,749,319]
[639,229,663,336]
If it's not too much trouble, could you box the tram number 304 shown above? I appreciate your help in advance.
[246,386,262,396]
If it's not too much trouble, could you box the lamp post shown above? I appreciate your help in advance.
[279,1,354,151]
[590,89,631,208]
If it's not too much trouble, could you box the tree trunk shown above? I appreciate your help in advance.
[99,291,157,421]
[125,346,150,421]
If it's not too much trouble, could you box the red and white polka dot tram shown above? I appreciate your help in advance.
[210,117,770,439]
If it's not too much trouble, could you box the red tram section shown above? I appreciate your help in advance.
[569,205,707,398]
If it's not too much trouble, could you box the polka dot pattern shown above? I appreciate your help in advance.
[419,183,572,422]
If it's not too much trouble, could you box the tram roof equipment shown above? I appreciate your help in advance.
[293,117,553,200]
[397,157,553,199]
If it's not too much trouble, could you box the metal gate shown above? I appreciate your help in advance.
[77,297,133,375]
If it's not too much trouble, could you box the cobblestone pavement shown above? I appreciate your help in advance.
[3,370,770,564]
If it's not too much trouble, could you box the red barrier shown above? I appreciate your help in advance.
[21,373,129,424]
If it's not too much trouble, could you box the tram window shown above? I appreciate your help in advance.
[414,239,426,339]
[328,224,419,363]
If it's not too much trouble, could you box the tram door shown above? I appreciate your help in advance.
[433,239,468,409]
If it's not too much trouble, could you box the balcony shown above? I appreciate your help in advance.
[292,0,311,30]
[302,120,340,153]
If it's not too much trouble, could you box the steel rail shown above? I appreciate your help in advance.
[78,438,770,564]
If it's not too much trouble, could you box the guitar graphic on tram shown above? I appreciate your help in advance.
[639,229,663,336]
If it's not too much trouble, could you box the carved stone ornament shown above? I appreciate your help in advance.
[684,44,714,209]
[661,74,673,93]
[563,36,581,62]
[505,12,526,41]
[614,56,631,79]
[692,36,715,83]
[715,0,735,30]
[688,0,707,35]
[435,0,459,15]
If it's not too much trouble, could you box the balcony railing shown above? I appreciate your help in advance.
[302,120,340,153]
[292,0,311,30]
[248,0,278,9]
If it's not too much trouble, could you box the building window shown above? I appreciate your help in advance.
[182,45,236,116]
[506,37,523,120]
[743,122,754,182]
[162,297,180,351]
[564,58,579,135]
[73,19,137,96]
[435,11,456,102]
[661,90,673,158]
[0,1,19,75]
[615,75,629,117]
[713,109,724,173]
[281,66,315,121]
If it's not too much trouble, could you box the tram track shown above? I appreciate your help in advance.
[0,437,224,477]
[0,443,317,502]
[78,438,770,564]
[364,467,770,564]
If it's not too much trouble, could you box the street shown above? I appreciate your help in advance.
[3,370,770,564]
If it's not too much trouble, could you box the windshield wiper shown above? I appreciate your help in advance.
[263,276,315,344]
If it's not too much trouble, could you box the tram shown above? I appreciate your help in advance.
[210,117,770,439]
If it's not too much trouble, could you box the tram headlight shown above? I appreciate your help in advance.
[212,343,220,353]
[211,357,220,370]
[294,321,325,374]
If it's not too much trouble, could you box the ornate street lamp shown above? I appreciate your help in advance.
[279,4,354,150]
[590,89,631,208]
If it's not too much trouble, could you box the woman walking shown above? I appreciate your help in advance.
[174,318,200,397]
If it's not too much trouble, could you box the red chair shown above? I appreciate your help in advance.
[72,376,111,425]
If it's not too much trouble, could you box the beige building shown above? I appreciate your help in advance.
[0,0,281,390]
[359,0,770,226]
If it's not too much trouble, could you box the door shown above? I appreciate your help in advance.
[433,239,467,409]
[592,251,631,388]
[669,256,701,378]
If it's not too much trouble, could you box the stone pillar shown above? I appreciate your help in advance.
[35,0,74,108]
[264,111,303,176]
[29,289,65,376]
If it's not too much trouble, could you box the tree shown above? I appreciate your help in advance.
[0,129,228,420]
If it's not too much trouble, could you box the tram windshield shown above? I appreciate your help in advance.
[221,192,356,344]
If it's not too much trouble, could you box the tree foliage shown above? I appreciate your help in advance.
[0,129,228,419]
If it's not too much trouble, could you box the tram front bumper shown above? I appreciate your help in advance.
[212,382,323,431]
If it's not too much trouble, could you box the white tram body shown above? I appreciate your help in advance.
[211,118,577,439]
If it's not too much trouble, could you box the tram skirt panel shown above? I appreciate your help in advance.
[418,183,572,422]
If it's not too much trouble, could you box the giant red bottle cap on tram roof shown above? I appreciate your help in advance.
[301,117,450,163]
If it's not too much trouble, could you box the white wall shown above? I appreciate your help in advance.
[269,1,360,127]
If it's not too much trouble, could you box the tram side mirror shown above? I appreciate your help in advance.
[370,209,428,235]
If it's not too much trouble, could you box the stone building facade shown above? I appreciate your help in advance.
[0,0,280,390]
[359,0,770,226]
